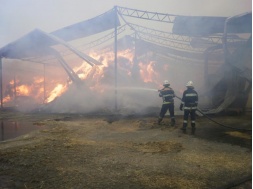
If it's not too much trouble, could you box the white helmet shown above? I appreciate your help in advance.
[163,80,170,86]
[186,81,194,87]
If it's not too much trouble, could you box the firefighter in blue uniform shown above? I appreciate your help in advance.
[158,80,176,126]
[180,81,198,132]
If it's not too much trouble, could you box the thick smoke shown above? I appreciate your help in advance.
[1,36,207,114]
[40,51,163,114]
[1,2,251,114]
[38,44,205,115]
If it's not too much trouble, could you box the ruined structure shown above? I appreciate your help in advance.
[0,7,251,114]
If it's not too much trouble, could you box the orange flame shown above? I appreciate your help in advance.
[3,95,11,103]
[46,84,67,103]
[2,48,164,106]
[139,61,158,84]
[16,85,31,96]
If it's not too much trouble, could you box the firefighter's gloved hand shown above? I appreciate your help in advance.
[179,104,183,111]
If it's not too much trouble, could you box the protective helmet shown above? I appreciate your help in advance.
[186,81,194,87]
[163,80,170,86]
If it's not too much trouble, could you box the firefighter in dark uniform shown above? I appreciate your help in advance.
[179,81,198,132]
[158,80,176,126]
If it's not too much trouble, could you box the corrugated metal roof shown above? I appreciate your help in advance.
[0,29,56,59]
[51,9,119,41]
[172,12,252,36]
[0,9,119,59]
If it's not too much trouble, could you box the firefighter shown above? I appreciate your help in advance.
[158,80,176,126]
[179,81,198,132]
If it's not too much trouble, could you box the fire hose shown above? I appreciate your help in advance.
[174,95,252,131]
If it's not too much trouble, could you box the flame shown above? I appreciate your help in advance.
[73,62,92,80]
[2,48,165,107]
[3,95,11,103]
[16,85,31,96]
[34,77,44,84]
[139,61,158,84]
[2,76,45,105]
[45,84,67,103]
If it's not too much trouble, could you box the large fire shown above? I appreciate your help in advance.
[2,48,165,109]
[45,84,67,103]
[139,61,158,84]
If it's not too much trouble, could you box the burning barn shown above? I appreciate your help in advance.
[0,7,251,114]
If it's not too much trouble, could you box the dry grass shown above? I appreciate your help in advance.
[0,113,251,188]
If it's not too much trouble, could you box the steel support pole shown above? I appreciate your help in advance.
[204,53,209,86]
[114,6,118,111]
[43,64,46,103]
[132,31,138,80]
[14,75,16,104]
[0,58,2,108]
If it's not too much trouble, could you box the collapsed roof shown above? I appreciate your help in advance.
[0,9,120,60]
[0,8,251,60]
[0,7,251,113]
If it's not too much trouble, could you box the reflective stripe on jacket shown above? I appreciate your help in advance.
[159,87,175,104]
[180,88,198,108]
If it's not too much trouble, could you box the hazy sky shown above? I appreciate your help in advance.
[0,0,252,48]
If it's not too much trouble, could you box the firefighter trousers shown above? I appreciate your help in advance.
[183,109,196,128]
[158,103,175,124]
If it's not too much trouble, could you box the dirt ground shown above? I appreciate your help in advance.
[0,110,251,189]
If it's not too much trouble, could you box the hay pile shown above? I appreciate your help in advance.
[0,114,251,188]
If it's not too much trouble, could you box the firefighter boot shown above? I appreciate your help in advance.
[191,122,196,134]
[158,117,163,125]
[171,118,175,126]
[180,121,187,132]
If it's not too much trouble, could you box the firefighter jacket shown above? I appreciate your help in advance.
[180,88,198,110]
[159,87,175,104]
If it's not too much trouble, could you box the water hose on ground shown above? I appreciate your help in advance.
[175,95,252,132]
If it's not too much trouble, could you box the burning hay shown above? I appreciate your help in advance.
[0,4,251,189]
[3,47,182,114]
